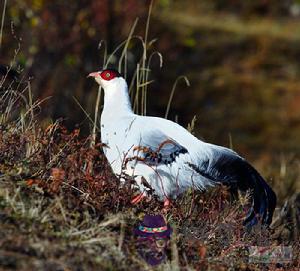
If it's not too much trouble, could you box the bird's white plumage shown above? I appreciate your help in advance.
[100,76,237,199]
[90,69,277,226]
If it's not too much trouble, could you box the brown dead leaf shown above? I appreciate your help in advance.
[26,179,35,186]
[50,168,65,193]
[198,245,207,260]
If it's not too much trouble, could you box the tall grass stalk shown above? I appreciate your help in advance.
[144,51,163,116]
[90,41,107,148]
[165,76,190,119]
[118,18,139,78]
[140,0,153,116]
[0,0,7,50]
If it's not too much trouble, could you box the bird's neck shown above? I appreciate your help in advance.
[102,79,134,121]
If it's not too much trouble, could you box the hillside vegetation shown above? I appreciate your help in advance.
[1,1,300,270]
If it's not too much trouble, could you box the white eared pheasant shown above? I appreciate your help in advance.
[88,68,277,227]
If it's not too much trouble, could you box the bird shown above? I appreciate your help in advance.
[88,68,277,227]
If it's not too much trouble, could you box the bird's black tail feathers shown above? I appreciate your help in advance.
[242,164,277,227]
[189,156,277,227]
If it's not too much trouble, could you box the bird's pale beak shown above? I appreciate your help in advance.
[87,71,100,78]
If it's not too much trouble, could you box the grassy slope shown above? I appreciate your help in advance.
[0,120,299,270]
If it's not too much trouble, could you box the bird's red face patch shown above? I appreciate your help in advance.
[100,69,120,81]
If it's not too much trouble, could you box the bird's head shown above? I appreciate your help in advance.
[88,68,123,89]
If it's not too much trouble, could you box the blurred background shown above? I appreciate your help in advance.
[1,0,300,200]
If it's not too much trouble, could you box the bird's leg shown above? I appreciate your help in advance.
[131,193,146,204]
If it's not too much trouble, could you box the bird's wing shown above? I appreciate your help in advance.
[132,128,188,166]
